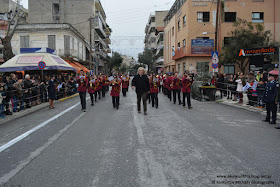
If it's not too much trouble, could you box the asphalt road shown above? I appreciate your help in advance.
[0,89,279,187]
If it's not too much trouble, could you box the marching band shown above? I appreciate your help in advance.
[76,71,193,112]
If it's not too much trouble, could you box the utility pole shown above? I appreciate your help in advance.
[215,0,220,51]
[89,17,92,71]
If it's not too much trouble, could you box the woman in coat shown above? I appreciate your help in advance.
[48,75,56,109]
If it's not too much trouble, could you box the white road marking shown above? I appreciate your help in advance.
[0,97,89,153]
[0,112,86,185]
[130,93,169,187]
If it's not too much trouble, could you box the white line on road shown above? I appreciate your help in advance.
[0,112,86,185]
[0,97,89,153]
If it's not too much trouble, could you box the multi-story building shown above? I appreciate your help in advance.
[144,11,168,72]
[0,0,28,64]
[16,0,111,74]
[164,0,280,75]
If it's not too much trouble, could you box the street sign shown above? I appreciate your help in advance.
[212,51,219,64]
[38,61,46,70]
[212,63,218,69]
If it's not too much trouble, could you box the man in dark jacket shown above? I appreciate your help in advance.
[262,74,278,124]
[132,67,150,115]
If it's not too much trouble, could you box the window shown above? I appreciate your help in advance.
[178,20,181,31]
[183,15,186,25]
[224,37,232,46]
[178,64,181,74]
[183,63,186,72]
[0,48,3,55]
[64,35,70,56]
[197,12,210,22]
[20,36,29,48]
[224,65,235,74]
[196,37,209,39]
[48,35,56,50]
[252,12,264,23]
[52,3,60,15]
[183,39,186,47]
[225,12,236,22]
[178,42,180,48]
[78,41,80,56]
[72,37,74,51]
[172,27,174,36]
[196,62,209,73]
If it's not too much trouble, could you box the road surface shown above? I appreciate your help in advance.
[0,89,279,187]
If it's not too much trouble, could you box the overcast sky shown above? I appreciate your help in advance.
[20,0,173,60]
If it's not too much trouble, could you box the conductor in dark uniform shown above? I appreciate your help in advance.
[262,74,278,124]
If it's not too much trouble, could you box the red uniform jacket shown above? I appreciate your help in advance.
[172,77,181,90]
[101,76,107,87]
[88,81,96,94]
[181,77,193,93]
[122,78,129,89]
[77,76,88,92]
[167,77,173,91]
[110,81,121,97]
[150,81,159,93]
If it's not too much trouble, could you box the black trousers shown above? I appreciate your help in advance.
[183,92,191,107]
[112,96,120,108]
[122,88,128,97]
[159,85,162,93]
[79,91,87,109]
[173,89,181,104]
[96,90,101,99]
[147,93,151,103]
[137,92,147,112]
[266,102,277,122]
[167,90,172,101]
[89,93,95,105]
[151,93,158,108]
[102,86,106,97]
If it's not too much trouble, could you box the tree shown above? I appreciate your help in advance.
[138,48,154,73]
[0,0,26,62]
[107,52,123,73]
[220,18,279,74]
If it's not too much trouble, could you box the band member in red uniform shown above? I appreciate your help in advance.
[110,76,121,109]
[94,75,99,102]
[77,70,88,112]
[122,75,129,97]
[172,72,182,105]
[182,73,193,109]
[88,75,96,106]
[96,75,102,100]
[166,74,173,101]
[101,75,107,98]
[158,73,163,93]
[150,75,159,108]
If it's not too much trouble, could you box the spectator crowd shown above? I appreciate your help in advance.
[0,73,79,119]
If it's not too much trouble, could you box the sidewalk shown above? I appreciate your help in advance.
[216,92,280,120]
[0,93,79,125]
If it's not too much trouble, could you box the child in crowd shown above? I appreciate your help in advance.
[256,79,265,108]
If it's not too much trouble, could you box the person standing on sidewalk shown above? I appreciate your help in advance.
[236,73,245,103]
[262,74,278,124]
[48,75,56,109]
[77,70,88,112]
[132,67,150,115]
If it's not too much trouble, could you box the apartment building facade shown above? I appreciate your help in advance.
[18,0,111,74]
[164,0,280,75]
[144,11,168,72]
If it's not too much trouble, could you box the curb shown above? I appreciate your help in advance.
[217,100,280,120]
[0,94,79,126]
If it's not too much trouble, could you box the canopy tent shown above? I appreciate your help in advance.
[269,70,279,76]
[0,53,76,72]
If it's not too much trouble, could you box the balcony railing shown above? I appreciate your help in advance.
[173,47,213,60]
[172,47,187,60]
[94,16,106,39]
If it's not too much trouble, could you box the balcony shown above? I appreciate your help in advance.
[104,36,111,45]
[95,49,107,59]
[104,27,111,36]
[94,35,108,49]
[172,47,212,60]
[94,15,106,39]
[156,42,164,56]
[155,56,164,65]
